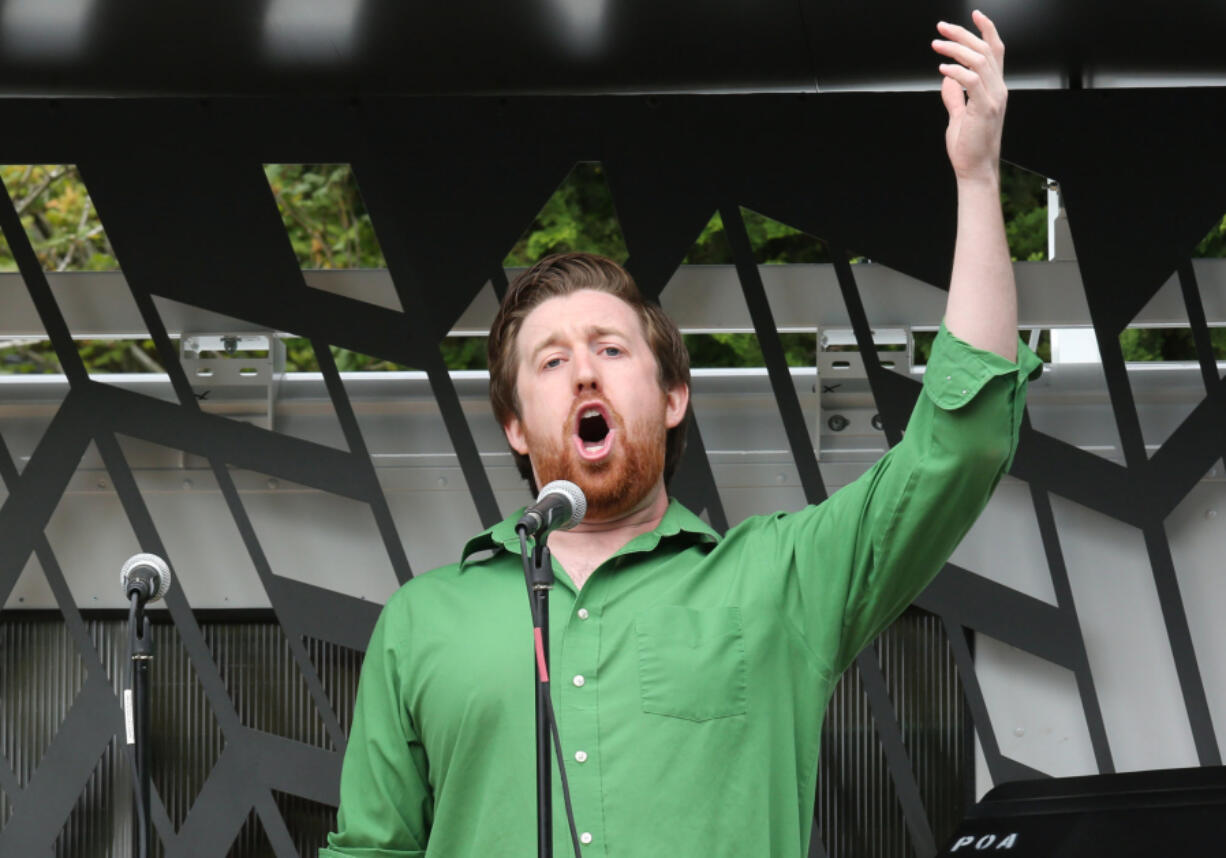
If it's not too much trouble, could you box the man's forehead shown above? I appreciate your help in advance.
[517,290,643,348]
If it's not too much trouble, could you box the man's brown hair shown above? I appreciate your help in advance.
[487,252,691,495]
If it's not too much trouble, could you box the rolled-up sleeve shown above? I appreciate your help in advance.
[767,322,1042,674]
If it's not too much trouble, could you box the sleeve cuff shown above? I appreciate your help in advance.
[921,321,1043,411]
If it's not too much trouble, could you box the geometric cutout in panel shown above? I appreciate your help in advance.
[1050,494,1201,773]
[1119,275,1212,457]
[0,164,119,271]
[230,806,274,858]
[1193,211,1226,260]
[740,205,833,265]
[674,307,807,527]
[0,615,88,786]
[1026,338,1126,463]
[273,787,341,855]
[678,211,820,369]
[353,366,493,575]
[503,162,628,267]
[1163,463,1226,747]
[151,620,226,832]
[974,633,1096,781]
[135,438,265,610]
[149,294,352,452]
[948,476,1059,606]
[302,635,364,739]
[1000,161,1049,264]
[242,470,399,603]
[0,247,70,477]
[0,165,161,394]
[680,208,733,265]
[55,734,132,858]
[264,164,387,271]
[3,549,55,610]
[44,440,144,610]
[203,621,334,750]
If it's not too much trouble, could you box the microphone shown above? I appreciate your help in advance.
[121,553,172,605]
[516,480,586,537]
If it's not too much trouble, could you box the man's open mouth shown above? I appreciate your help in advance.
[574,404,614,460]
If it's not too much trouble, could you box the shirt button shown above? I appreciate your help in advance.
[961,389,968,395]
[573,675,586,687]
[946,375,952,381]
[577,608,589,620]
[574,750,588,763]
[580,833,593,845]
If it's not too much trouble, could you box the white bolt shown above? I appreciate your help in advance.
[182,479,193,490]
[437,476,448,487]
[267,478,279,490]
[1014,726,1025,737]
[1206,509,1218,520]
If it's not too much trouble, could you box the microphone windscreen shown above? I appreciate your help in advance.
[537,480,587,530]
[120,553,173,603]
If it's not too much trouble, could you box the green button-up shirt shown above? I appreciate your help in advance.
[323,325,1042,858]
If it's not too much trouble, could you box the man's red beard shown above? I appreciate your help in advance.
[527,397,666,521]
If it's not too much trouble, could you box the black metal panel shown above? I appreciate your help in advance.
[0,85,1223,856]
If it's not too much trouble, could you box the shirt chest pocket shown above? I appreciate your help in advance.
[635,605,748,722]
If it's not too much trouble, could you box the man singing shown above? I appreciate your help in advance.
[324,11,1039,857]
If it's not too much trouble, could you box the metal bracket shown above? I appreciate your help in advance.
[180,333,285,431]
[815,326,912,458]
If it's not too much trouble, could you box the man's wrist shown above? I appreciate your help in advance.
[953,163,1001,191]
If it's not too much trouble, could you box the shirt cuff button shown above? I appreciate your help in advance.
[580,833,593,845]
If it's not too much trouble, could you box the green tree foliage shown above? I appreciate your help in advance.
[0,164,119,272]
[265,164,385,269]
[1001,162,1048,262]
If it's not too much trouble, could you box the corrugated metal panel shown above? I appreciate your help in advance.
[3,610,965,856]
[816,608,969,858]
[1,619,87,789]
[1,615,363,857]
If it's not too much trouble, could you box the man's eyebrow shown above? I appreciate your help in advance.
[527,325,627,359]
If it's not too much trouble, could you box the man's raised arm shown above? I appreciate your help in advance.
[932,10,1017,362]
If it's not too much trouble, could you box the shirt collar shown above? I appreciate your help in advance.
[459,497,720,570]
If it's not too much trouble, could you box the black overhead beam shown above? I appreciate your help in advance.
[0,0,1221,97]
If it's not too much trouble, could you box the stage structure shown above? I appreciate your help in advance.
[1,1,1226,856]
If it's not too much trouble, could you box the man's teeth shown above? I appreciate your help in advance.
[582,408,600,419]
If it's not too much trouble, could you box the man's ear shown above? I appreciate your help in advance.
[504,416,529,455]
[664,383,689,429]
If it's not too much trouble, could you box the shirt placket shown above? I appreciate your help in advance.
[554,571,607,855]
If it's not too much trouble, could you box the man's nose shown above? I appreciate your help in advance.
[573,351,599,392]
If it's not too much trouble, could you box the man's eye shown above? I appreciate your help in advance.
[543,357,563,369]
[602,346,622,357]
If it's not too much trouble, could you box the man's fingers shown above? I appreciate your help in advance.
[971,10,1006,59]
[940,74,966,118]
[938,64,984,101]
[935,19,990,58]
[932,39,993,76]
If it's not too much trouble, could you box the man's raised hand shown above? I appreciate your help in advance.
[932,10,1007,184]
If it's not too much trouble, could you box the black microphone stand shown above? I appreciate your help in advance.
[517,528,584,858]
[128,593,153,858]
[525,532,554,857]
